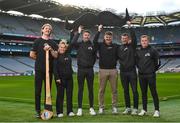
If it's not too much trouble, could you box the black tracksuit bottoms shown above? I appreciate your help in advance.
[77,67,94,108]
[56,76,73,115]
[139,73,159,111]
[120,71,139,109]
[34,70,53,113]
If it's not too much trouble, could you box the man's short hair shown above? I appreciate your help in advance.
[83,30,91,34]
[105,31,113,36]
[140,35,150,41]
[41,23,53,35]
[121,33,130,37]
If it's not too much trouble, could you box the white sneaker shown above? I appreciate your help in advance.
[76,108,82,116]
[98,108,104,114]
[68,112,75,117]
[131,109,138,115]
[122,108,131,115]
[112,107,118,114]
[153,110,160,117]
[138,109,147,116]
[89,108,96,116]
[57,113,64,118]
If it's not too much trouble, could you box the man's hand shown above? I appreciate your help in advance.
[29,51,36,60]
[78,25,83,33]
[127,21,132,27]
[128,40,132,44]
[70,29,74,32]
[98,24,103,32]
[56,79,61,84]
[43,44,51,51]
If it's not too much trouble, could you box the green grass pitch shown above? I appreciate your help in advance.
[0,73,180,122]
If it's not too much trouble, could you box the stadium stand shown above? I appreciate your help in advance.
[0,13,32,35]
[0,0,180,76]
[0,13,69,40]
[1,12,180,44]
[0,56,34,74]
[0,56,179,75]
[14,56,34,68]
[0,65,15,73]
[159,58,180,73]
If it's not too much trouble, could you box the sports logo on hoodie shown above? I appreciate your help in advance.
[88,46,93,50]
[145,53,150,57]
[123,47,128,51]
[64,57,69,61]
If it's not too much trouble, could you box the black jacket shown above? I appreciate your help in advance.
[118,28,137,72]
[136,46,161,74]
[93,32,118,69]
[71,32,99,68]
[53,37,74,80]
[54,53,73,80]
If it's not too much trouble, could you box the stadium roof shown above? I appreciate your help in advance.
[0,0,98,20]
[0,0,180,26]
[131,12,180,26]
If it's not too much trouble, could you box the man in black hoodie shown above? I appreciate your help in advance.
[136,35,160,117]
[71,26,100,116]
[117,22,139,115]
[94,25,119,114]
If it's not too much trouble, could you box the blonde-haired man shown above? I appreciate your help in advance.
[30,23,58,118]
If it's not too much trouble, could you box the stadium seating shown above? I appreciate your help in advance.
[0,56,179,75]
[0,13,180,75]
[0,65,14,74]
[0,56,34,74]
[0,13,69,39]
[0,13,32,35]
[1,13,180,44]
[159,58,180,72]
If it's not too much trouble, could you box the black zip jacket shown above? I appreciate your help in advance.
[93,32,118,69]
[136,46,161,74]
[53,44,73,80]
[71,32,99,68]
[118,28,137,72]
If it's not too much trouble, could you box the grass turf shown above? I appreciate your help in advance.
[0,73,180,122]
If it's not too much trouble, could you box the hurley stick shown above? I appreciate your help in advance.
[41,44,53,120]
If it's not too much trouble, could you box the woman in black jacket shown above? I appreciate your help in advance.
[54,39,75,117]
